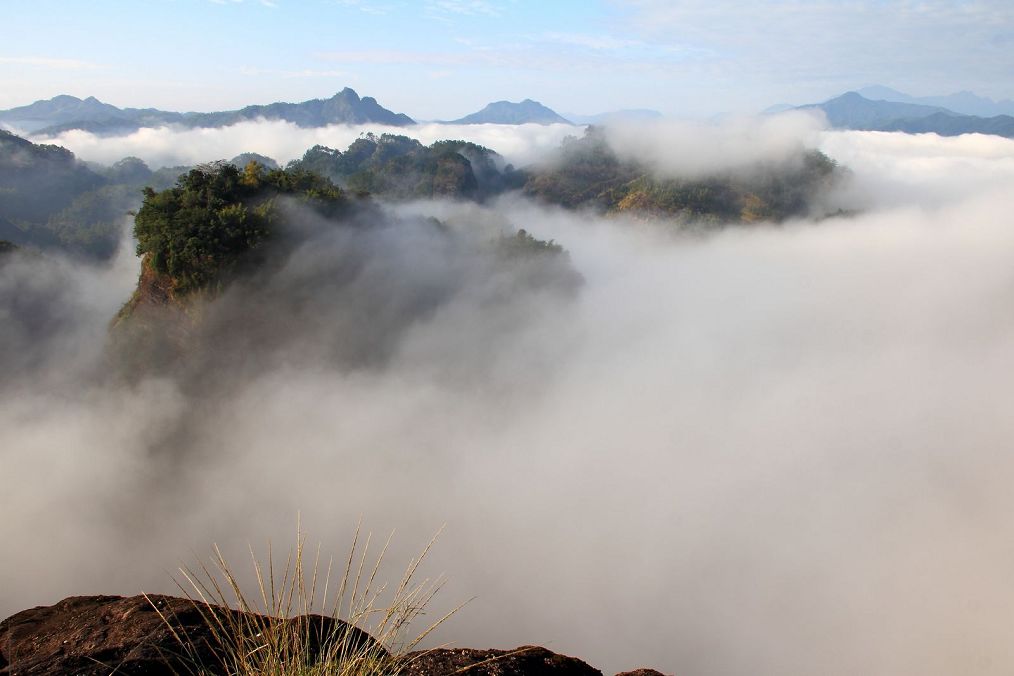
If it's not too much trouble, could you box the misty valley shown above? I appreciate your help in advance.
[4,83,1014,676]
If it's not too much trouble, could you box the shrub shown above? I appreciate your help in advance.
[153,525,461,676]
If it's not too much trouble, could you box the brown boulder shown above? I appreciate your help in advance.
[2,595,627,676]
[0,594,377,676]
[402,646,602,676]
[615,670,672,676]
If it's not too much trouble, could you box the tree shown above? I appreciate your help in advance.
[134,163,346,295]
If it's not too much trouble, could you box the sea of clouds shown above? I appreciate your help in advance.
[4,118,1014,675]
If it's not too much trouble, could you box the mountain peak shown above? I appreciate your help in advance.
[0,88,414,133]
[449,99,571,125]
[791,91,1014,137]
[854,85,1014,117]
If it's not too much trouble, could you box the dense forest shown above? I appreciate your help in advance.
[132,162,347,295]
[288,134,525,200]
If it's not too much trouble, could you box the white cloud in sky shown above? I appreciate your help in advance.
[617,0,1014,99]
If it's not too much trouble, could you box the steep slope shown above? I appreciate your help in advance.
[449,99,571,125]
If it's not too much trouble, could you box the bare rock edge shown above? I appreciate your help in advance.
[0,595,670,676]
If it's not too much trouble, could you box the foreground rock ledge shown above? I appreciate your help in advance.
[0,595,671,676]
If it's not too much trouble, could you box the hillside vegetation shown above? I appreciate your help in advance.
[523,127,840,224]
[0,125,846,267]
[288,129,842,224]
[115,161,579,378]
[0,130,183,258]
[133,162,346,296]
[289,133,524,200]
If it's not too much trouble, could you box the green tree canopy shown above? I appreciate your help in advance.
[134,162,346,294]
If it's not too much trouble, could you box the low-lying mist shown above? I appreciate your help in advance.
[30,111,831,176]
[4,124,1014,675]
[602,110,827,178]
[29,120,580,169]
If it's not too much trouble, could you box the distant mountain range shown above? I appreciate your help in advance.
[445,101,663,126]
[0,88,414,136]
[7,85,1012,140]
[0,95,178,135]
[797,92,953,127]
[447,99,572,125]
[794,91,1014,138]
[2,92,579,133]
[856,85,1014,118]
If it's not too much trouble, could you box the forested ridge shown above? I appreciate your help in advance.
[133,162,347,295]
[0,127,845,267]
[522,127,840,223]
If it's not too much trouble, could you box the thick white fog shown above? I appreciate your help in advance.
[4,124,1014,675]
[602,110,827,178]
[29,121,580,169]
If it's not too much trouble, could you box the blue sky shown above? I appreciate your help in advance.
[2,0,1013,118]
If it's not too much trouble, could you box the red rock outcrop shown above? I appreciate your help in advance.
[1,595,669,675]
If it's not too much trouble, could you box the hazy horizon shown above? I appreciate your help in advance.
[3,1,1014,118]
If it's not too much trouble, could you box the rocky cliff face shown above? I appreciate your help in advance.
[108,254,205,376]
[0,596,671,676]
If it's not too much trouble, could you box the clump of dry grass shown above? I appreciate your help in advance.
[152,523,461,676]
